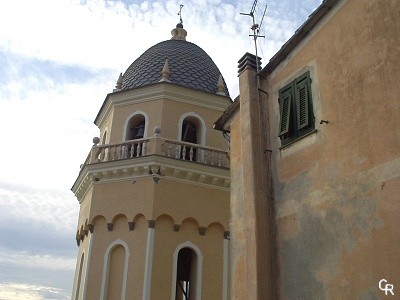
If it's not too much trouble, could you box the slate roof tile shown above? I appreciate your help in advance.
[121,39,229,97]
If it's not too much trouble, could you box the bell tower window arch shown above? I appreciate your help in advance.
[123,111,149,141]
[178,113,206,161]
[178,112,206,146]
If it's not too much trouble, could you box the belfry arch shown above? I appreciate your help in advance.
[123,111,149,141]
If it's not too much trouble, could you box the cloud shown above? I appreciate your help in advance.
[0,182,78,232]
[0,0,323,299]
[0,282,69,300]
[0,251,75,272]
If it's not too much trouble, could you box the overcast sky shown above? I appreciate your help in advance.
[0,0,321,299]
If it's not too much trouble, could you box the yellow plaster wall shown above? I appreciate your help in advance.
[90,179,155,223]
[259,0,400,298]
[153,178,229,228]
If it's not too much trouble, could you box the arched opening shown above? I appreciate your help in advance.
[181,119,197,144]
[124,113,146,157]
[180,117,199,161]
[175,247,198,300]
[126,114,145,141]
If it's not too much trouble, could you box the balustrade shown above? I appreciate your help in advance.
[84,137,229,168]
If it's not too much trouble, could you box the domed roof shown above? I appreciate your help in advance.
[120,25,230,97]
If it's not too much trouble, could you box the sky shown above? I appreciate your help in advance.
[0,0,322,299]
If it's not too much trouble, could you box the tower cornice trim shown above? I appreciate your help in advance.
[95,83,232,128]
[72,155,230,202]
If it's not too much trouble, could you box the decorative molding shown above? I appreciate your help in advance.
[95,83,231,128]
[107,223,114,231]
[148,220,155,228]
[128,222,135,231]
[198,226,206,236]
[223,231,230,240]
[72,155,230,202]
[173,224,180,232]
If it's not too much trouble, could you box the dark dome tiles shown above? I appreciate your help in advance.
[121,40,229,97]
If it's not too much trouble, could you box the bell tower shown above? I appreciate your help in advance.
[71,24,231,300]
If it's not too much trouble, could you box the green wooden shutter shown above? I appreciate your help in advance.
[279,88,292,137]
[295,75,310,130]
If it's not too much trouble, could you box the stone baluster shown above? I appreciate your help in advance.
[130,143,134,158]
[111,146,115,161]
[136,143,141,157]
[189,146,194,161]
[106,146,111,161]
[100,148,105,162]
[182,146,187,160]
[123,145,128,159]
[142,141,147,156]
[119,145,123,159]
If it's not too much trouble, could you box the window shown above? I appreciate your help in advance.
[278,71,315,146]
[181,119,198,160]
[126,115,145,141]
[181,120,197,144]
[172,242,203,300]
[124,113,147,157]
[176,247,196,300]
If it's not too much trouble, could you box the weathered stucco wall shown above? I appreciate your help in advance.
[261,0,400,298]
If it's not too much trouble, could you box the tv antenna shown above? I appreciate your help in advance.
[240,0,268,73]
[178,4,184,24]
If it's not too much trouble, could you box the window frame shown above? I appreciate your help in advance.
[278,71,315,146]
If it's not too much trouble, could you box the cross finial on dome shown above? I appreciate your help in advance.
[178,4,183,25]
[172,5,186,41]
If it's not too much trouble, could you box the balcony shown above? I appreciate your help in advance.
[84,137,229,169]
[72,135,230,200]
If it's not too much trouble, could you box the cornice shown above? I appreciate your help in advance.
[95,83,232,128]
[72,155,230,203]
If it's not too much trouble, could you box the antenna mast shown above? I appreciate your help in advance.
[240,0,268,74]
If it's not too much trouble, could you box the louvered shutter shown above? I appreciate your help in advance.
[278,88,292,137]
[295,75,310,129]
